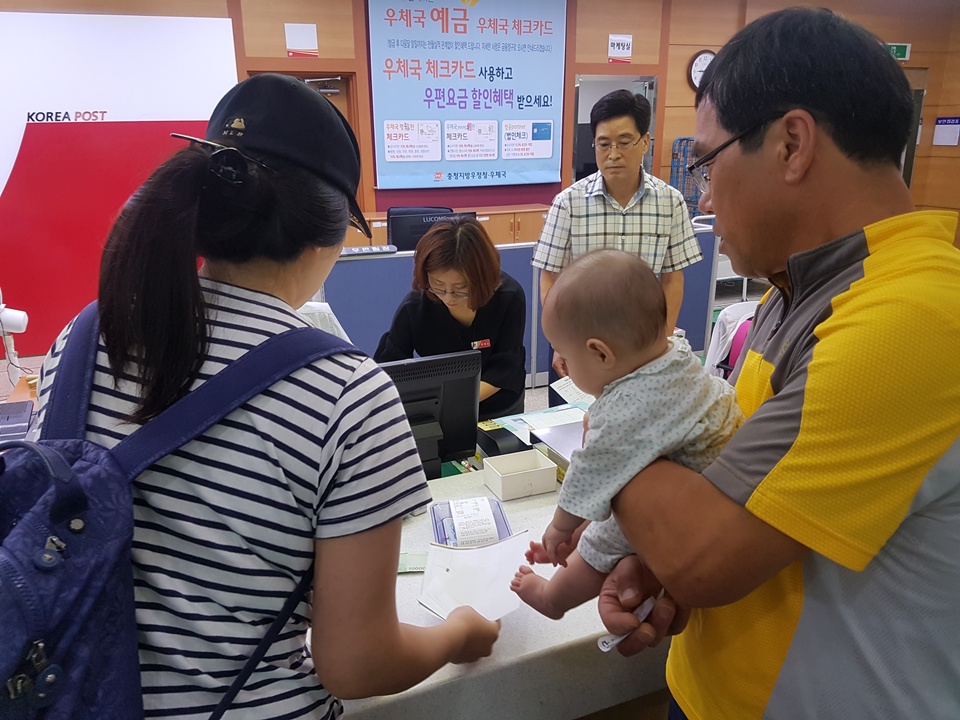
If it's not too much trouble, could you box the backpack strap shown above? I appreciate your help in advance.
[40,301,101,441]
[110,324,357,480]
[39,304,359,717]
[42,302,359,454]
[112,326,355,719]
[41,305,358,517]
[207,566,315,720]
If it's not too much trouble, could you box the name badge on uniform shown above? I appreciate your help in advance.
[471,339,491,350]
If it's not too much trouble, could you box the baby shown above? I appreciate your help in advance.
[512,249,744,619]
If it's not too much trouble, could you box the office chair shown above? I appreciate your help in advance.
[704,300,757,380]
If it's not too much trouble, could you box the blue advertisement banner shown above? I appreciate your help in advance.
[368,0,567,189]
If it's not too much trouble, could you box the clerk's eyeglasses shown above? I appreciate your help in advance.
[428,287,469,300]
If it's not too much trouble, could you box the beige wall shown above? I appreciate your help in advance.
[745,0,960,213]
[2,0,958,213]
[658,0,745,183]
[916,1,960,214]
[0,0,226,15]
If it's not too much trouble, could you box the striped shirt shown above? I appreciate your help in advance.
[532,170,701,274]
[37,279,432,720]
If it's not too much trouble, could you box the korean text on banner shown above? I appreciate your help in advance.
[367,0,567,189]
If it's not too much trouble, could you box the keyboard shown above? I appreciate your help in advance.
[0,401,35,443]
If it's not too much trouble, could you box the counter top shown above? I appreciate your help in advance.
[6,376,37,406]
[342,470,668,720]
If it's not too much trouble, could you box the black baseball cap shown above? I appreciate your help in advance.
[173,73,371,238]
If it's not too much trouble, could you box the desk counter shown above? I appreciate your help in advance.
[6,376,37,406]
[342,472,668,720]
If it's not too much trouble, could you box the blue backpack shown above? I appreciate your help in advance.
[0,302,355,719]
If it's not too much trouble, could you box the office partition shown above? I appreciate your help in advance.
[675,226,719,353]
[322,237,714,383]
[321,243,548,387]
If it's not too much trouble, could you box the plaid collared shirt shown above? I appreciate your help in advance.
[532,170,701,274]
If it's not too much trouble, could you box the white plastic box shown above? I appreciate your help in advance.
[483,450,559,501]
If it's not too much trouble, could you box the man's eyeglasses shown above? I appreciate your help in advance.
[428,287,469,300]
[686,114,784,193]
[592,137,643,154]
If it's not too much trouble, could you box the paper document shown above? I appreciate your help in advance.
[449,497,499,547]
[297,301,352,342]
[932,118,960,146]
[522,408,584,430]
[530,421,584,467]
[485,404,586,444]
[550,376,596,406]
[419,530,529,621]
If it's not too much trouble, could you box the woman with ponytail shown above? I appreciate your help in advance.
[37,74,498,718]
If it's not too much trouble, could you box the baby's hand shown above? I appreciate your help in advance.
[542,524,575,566]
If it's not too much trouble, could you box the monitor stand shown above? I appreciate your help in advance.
[410,420,443,479]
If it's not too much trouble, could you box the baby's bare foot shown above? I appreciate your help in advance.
[525,541,552,565]
[510,565,565,619]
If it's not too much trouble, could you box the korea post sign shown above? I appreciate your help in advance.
[368,0,567,189]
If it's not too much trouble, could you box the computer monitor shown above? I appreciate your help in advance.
[378,349,481,479]
[386,207,477,251]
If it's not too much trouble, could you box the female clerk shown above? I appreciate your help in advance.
[375,216,526,420]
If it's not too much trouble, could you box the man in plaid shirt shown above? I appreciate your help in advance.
[533,90,701,376]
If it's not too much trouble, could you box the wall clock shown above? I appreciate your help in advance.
[688,50,716,90]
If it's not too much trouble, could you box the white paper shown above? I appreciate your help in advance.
[297,302,352,342]
[529,421,584,465]
[483,403,590,446]
[932,118,960,146]
[284,23,318,53]
[525,408,585,430]
[489,404,587,445]
[419,531,529,621]
[550,376,596,406]
[608,33,632,58]
[449,497,499,547]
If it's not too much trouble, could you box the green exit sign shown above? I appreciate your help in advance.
[887,43,911,61]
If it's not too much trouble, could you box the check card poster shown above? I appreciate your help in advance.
[368,0,567,189]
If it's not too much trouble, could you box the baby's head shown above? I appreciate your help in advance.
[543,249,668,395]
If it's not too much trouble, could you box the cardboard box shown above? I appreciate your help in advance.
[483,450,558,501]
